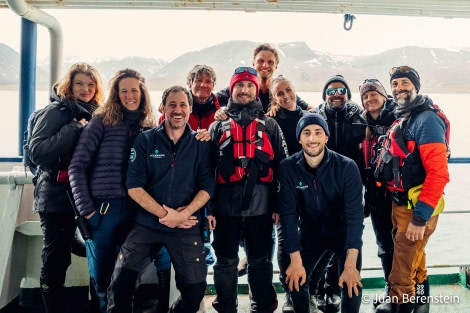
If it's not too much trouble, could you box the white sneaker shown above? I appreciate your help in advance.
[282,294,295,313]
[309,295,324,313]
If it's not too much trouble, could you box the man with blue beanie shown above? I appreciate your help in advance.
[277,113,365,313]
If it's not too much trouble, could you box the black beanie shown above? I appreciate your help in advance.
[389,66,421,92]
[296,113,330,140]
[322,74,352,101]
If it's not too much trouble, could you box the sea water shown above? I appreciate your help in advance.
[1,90,469,274]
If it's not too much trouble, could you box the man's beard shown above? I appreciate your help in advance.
[394,88,417,106]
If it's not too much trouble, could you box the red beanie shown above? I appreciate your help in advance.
[229,67,259,97]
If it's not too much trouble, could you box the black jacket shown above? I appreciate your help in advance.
[30,88,96,213]
[311,100,365,166]
[278,147,364,254]
[126,123,216,232]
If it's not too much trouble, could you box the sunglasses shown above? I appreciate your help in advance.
[234,67,258,76]
[325,87,347,96]
[389,66,420,78]
[359,78,385,90]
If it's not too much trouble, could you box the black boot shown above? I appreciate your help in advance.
[390,302,414,313]
[414,278,430,313]
[156,269,171,313]
[107,267,139,313]
[41,284,66,313]
[376,301,392,313]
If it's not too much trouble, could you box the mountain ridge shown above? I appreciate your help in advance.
[1,41,470,93]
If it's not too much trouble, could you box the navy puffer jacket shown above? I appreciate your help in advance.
[69,115,141,217]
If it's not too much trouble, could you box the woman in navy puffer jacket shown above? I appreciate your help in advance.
[69,69,165,313]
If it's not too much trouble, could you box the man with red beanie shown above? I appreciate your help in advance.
[209,67,288,313]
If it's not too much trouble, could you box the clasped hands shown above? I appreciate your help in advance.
[159,205,198,229]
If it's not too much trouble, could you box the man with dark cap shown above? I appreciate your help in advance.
[209,66,288,313]
[309,74,365,312]
[277,113,364,313]
[374,66,450,313]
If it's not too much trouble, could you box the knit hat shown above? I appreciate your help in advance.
[389,66,421,92]
[229,67,259,97]
[322,74,352,101]
[296,113,330,140]
[359,79,388,101]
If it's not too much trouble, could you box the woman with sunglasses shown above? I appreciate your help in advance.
[359,78,396,313]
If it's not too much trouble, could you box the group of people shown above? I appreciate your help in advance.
[28,42,449,313]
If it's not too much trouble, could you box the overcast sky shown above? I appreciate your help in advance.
[1,8,470,61]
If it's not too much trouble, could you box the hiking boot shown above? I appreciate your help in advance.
[309,295,325,313]
[269,297,279,313]
[376,301,392,313]
[211,299,237,313]
[282,294,294,313]
[326,293,341,312]
[373,283,391,307]
[237,257,248,277]
[315,294,326,312]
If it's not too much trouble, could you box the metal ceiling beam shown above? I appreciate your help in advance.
[1,0,470,19]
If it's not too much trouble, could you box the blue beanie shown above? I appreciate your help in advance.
[296,113,330,140]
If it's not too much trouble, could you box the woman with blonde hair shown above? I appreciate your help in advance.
[29,62,105,313]
[69,68,165,313]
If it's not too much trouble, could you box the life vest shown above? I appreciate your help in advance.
[216,118,274,184]
[373,104,450,190]
[361,124,389,169]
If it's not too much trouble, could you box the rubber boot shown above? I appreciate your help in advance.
[213,257,239,312]
[390,302,414,313]
[107,268,139,313]
[414,278,430,313]
[156,269,171,313]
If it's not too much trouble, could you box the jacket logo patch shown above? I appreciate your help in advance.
[296,181,309,190]
[129,148,136,162]
[150,149,165,159]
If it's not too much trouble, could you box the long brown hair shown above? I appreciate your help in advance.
[95,68,156,127]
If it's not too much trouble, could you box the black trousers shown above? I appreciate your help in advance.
[107,224,207,313]
[39,211,77,313]
[213,214,276,312]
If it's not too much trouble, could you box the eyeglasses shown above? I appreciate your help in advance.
[325,87,347,96]
[359,78,385,90]
[389,66,420,78]
[234,67,258,76]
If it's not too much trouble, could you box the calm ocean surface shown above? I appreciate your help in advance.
[1,90,469,274]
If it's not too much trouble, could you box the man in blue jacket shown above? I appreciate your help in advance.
[107,85,216,313]
[278,113,364,313]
